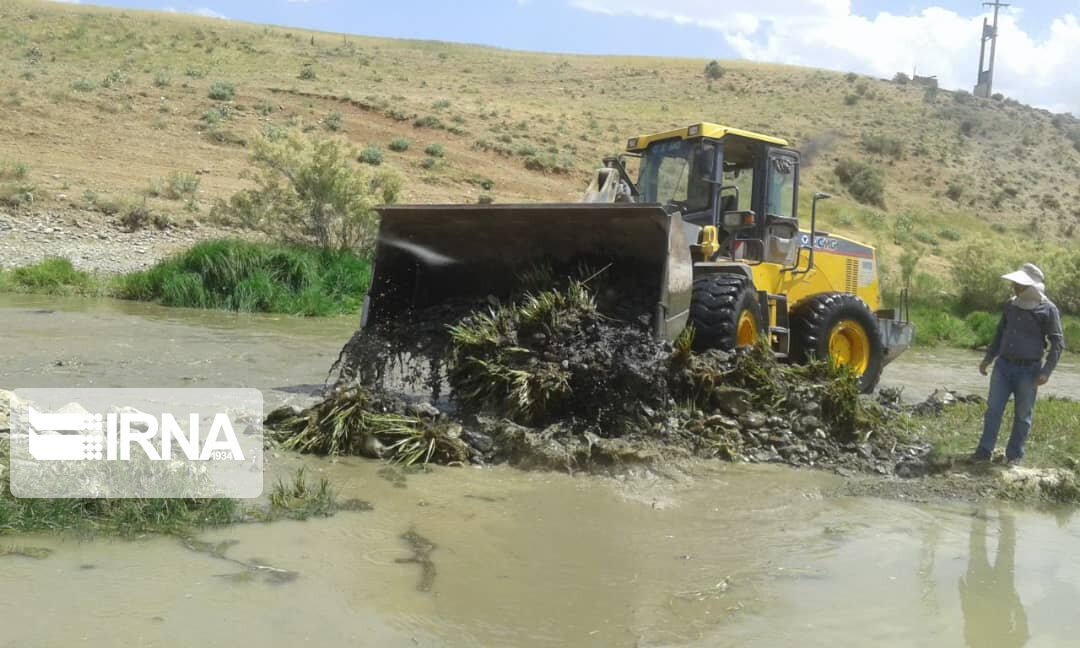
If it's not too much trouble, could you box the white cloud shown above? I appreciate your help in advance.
[571,0,1080,113]
[192,7,227,18]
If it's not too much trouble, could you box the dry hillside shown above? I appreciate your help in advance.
[1,0,1079,284]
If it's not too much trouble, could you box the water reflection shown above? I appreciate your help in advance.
[959,510,1028,648]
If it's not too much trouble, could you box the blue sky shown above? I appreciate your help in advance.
[54,0,1080,112]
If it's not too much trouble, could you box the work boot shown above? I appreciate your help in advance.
[1006,457,1022,468]
[969,451,991,464]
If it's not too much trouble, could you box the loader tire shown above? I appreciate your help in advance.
[790,293,884,394]
[688,274,762,352]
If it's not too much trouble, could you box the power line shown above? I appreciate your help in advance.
[974,1,1011,98]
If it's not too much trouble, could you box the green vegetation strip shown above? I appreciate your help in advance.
[1,438,340,536]
[0,240,372,317]
[917,397,1080,470]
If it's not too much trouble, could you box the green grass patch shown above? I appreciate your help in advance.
[114,239,371,316]
[918,397,1080,471]
[0,257,101,296]
[1,439,340,535]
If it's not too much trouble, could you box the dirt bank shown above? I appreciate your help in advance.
[0,207,243,275]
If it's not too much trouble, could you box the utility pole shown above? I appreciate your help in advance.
[974,1,1010,98]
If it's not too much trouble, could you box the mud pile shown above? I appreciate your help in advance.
[269,280,927,475]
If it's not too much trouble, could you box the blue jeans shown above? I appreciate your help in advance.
[977,358,1040,461]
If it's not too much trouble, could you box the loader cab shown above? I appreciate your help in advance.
[629,123,801,266]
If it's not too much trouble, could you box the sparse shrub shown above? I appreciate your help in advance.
[845,72,858,82]
[424,143,444,158]
[479,178,495,191]
[834,158,885,207]
[953,89,973,104]
[704,60,725,80]
[210,131,401,250]
[938,228,962,241]
[965,311,1000,347]
[256,101,275,116]
[324,111,344,132]
[120,202,170,231]
[202,107,226,125]
[163,172,200,200]
[298,65,317,80]
[923,86,938,103]
[102,70,128,88]
[945,182,963,202]
[358,145,383,165]
[844,94,859,106]
[950,240,1024,312]
[892,72,909,85]
[991,92,1004,101]
[414,115,443,129]
[71,78,96,92]
[388,137,410,152]
[860,134,903,158]
[153,70,171,88]
[185,67,207,79]
[855,80,869,96]
[0,161,30,181]
[208,81,235,101]
[959,118,977,137]
[516,143,537,157]
[432,99,451,110]
[478,194,493,204]
[420,157,436,170]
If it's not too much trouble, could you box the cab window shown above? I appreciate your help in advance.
[766,155,796,218]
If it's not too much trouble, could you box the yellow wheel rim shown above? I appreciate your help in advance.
[827,319,870,376]
[736,310,757,347]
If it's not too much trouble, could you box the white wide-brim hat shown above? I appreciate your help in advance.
[1002,263,1045,291]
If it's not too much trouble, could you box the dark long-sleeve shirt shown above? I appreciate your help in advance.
[983,299,1065,377]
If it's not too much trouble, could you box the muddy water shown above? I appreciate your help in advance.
[3,295,1080,647]
[882,348,1080,403]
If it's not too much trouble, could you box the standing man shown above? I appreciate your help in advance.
[974,263,1065,465]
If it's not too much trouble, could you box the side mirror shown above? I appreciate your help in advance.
[722,210,756,230]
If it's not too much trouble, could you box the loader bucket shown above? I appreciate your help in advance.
[363,203,692,341]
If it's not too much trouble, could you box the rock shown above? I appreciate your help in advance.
[462,430,494,453]
[998,466,1077,496]
[739,411,766,429]
[264,404,302,427]
[360,434,385,459]
[705,413,738,428]
[712,386,751,416]
[407,401,440,419]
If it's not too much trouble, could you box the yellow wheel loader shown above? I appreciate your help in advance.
[363,123,913,393]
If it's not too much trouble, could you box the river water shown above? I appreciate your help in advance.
[2,295,1079,647]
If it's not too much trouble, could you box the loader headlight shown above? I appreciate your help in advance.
[627,138,639,150]
[687,125,701,137]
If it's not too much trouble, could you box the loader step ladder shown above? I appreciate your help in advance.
[761,291,791,359]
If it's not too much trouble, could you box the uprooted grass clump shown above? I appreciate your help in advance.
[273,385,470,466]
[446,279,666,428]
[273,280,919,473]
